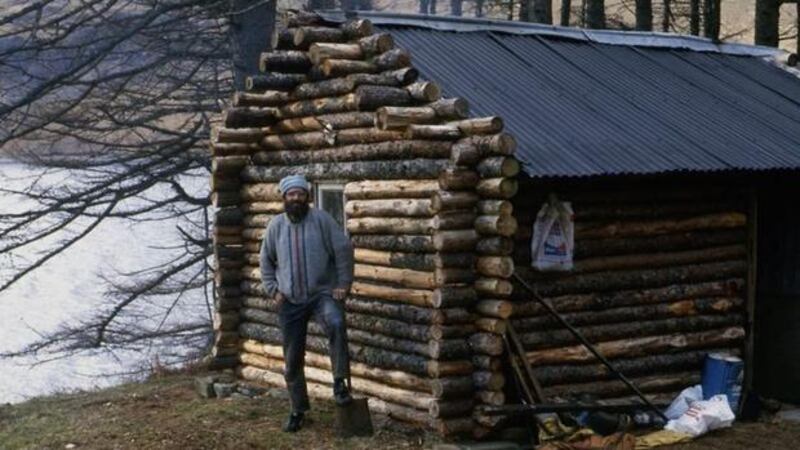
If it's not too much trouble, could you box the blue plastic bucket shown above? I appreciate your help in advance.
[701,353,744,409]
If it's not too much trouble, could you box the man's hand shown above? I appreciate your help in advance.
[332,285,350,301]
[275,292,286,306]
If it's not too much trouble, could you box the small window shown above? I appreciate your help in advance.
[315,182,346,230]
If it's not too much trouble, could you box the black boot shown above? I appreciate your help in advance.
[333,378,353,406]
[283,412,305,433]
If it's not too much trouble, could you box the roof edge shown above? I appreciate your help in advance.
[316,10,787,58]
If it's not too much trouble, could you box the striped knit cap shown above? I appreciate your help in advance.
[278,174,309,196]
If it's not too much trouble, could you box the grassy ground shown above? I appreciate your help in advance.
[0,372,436,450]
[3,372,800,450]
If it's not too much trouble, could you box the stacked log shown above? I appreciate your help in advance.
[376,108,520,433]
[510,186,749,402]
[446,122,519,433]
[210,12,504,436]
[344,173,479,433]
[209,142,250,366]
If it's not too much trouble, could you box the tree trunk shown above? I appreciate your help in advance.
[451,0,463,16]
[533,0,553,24]
[703,0,721,42]
[229,0,276,91]
[585,0,605,28]
[635,0,653,31]
[561,0,572,26]
[690,0,700,35]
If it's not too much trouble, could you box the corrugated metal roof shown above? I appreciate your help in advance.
[380,25,800,177]
[321,12,800,178]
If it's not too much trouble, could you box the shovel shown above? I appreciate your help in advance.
[334,377,374,438]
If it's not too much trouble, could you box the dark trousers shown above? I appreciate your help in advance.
[278,294,350,413]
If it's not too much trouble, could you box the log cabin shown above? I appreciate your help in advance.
[209,10,800,437]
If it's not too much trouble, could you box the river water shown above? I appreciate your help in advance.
[0,160,208,404]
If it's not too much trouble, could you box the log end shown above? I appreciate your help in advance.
[420,82,442,102]
[375,33,395,54]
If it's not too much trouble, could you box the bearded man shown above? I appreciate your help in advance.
[259,174,354,433]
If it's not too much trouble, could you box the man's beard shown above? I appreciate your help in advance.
[285,200,309,222]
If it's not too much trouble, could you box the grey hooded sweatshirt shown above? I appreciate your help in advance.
[259,208,353,304]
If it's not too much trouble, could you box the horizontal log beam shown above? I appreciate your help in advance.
[346,198,434,218]
[514,261,747,298]
[532,348,736,384]
[514,297,743,331]
[241,159,449,182]
[253,140,452,165]
[520,313,742,350]
[512,279,744,317]
[575,212,747,239]
[344,179,439,200]
[351,234,435,253]
[526,326,745,365]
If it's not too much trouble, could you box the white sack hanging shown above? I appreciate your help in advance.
[531,196,574,271]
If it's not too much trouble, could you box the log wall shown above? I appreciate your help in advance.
[510,182,749,405]
[209,11,512,437]
[209,10,750,437]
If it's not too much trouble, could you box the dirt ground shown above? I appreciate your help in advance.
[658,419,800,449]
[2,372,800,449]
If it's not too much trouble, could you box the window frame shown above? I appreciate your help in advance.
[314,181,347,231]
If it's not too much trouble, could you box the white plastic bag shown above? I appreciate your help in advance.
[531,197,574,271]
[664,384,704,420]
[664,394,735,437]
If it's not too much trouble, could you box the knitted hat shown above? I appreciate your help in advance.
[279,174,309,196]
